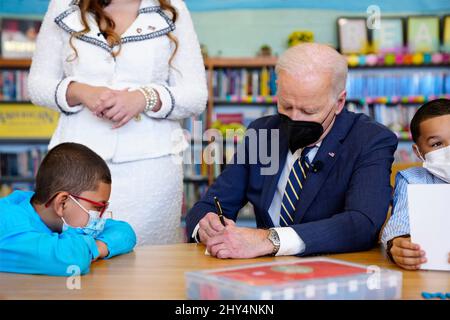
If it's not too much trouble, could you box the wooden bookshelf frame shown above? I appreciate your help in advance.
[2,54,449,69]
[0,58,31,69]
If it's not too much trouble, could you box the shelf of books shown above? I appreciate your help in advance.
[0,54,57,196]
[1,53,449,223]
[187,55,449,223]
[187,57,280,223]
[201,55,450,166]
[181,57,275,223]
[346,63,450,163]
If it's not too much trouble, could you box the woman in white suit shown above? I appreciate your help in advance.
[28,0,207,245]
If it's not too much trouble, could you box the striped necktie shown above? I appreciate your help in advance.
[279,147,313,226]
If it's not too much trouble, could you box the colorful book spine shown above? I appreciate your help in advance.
[0,146,47,178]
[346,69,449,100]
[260,67,269,97]
[0,70,30,101]
[212,67,277,101]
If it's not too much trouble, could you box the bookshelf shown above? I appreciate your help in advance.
[187,57,279,224]
[191,55,449,224]
[199,55,450,180]
[7,56,447,165]
[0,58,45,196]
[203,57,278,184]
[1,54,449,223]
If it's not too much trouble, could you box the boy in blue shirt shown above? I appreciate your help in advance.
[0,143,136,276]
[382,99,450,270]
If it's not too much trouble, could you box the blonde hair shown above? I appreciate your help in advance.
[275,43,348,98]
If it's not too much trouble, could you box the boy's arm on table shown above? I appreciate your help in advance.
[0,219,135,276]
[0,227,100,276]
[95,219,137,259]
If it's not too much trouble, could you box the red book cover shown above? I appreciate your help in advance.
[216,113,243,124]
[211,261,367,286]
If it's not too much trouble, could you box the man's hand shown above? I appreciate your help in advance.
[390,236,426,270]
[206,225,274,259]
[197,212,234,244]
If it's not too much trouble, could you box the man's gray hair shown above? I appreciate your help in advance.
[275,43,348,97]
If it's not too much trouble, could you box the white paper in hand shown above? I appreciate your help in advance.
[407,184,450,271]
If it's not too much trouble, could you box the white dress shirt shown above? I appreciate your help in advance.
[192,142,321,256]
[268,143,321,255]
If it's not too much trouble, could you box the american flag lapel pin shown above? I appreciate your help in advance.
[328,152,335,158]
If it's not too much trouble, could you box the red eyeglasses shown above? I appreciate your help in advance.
[45,193,110,217]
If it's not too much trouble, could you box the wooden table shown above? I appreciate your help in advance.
[0,244,448,300]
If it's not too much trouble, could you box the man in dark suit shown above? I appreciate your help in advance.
[185,43,398,258]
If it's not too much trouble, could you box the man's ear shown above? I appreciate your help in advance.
[335,90,347,115]
[412,144,424,161]
[52,192,70,218]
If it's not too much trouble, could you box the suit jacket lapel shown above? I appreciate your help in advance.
[260,122,289,227]
[293,110,353,224]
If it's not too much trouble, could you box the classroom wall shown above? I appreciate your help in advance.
[190,0,450,57]
[1,0,450,57]
[191,9,443,57]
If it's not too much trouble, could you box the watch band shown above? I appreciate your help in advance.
[268,228,280,256]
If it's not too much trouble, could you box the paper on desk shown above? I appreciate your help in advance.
[407,184,450,271]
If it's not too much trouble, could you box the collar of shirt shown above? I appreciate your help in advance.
[283,142,322,180]
[290,141,322,164]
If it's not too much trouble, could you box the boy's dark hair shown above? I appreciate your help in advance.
[32,143,111,204]
[410,98,450,143]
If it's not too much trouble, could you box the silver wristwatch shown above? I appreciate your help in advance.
[267,228,280,256]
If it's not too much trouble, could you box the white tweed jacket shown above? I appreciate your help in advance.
[28,0,207,162]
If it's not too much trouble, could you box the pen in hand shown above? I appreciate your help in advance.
[203,197,226,256]
[213,196,226,227]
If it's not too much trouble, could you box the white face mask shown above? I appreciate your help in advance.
[61,195,106,238]
[421,145,450,183]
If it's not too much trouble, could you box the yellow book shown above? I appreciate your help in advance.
[260,67,269,97]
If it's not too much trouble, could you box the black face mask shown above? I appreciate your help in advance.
[279,109,334,153]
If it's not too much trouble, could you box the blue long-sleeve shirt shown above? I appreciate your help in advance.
[0,190,136,276]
